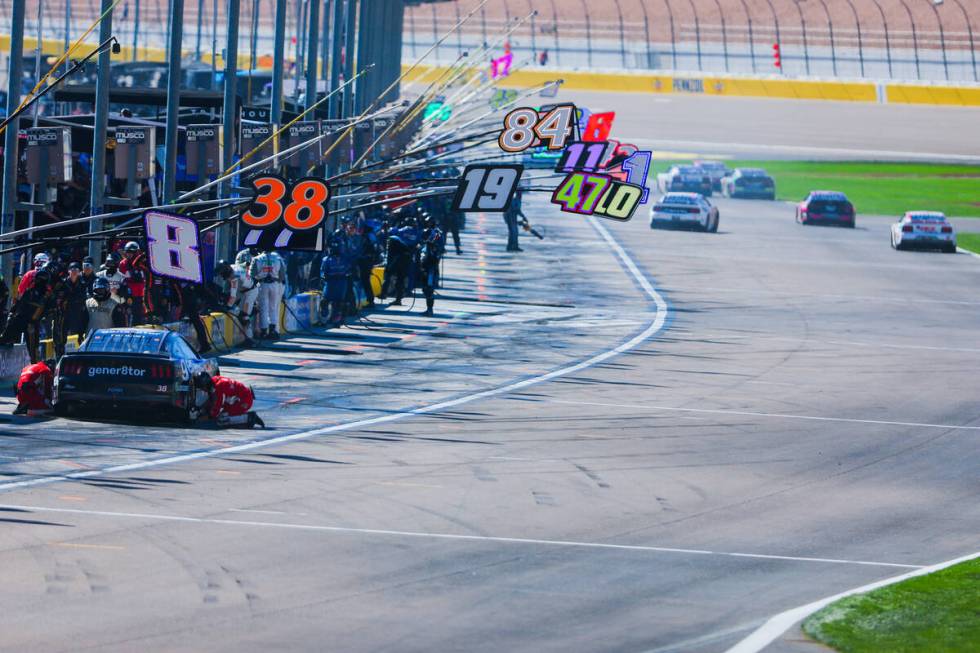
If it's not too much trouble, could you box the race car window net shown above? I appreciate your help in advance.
[83,330,168,355]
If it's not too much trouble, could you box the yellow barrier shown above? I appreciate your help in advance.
[404,65,980,107]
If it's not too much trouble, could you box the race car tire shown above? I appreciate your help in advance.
[707,214,719,233]
[53,402,70,417]
[847,220,856,229]
[767,193,776,201]
[944,243,957,253]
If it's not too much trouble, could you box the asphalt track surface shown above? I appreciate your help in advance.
[1,182,978,651]
[557,90,980,163]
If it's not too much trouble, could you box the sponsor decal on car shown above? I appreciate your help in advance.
[88,366,147,378]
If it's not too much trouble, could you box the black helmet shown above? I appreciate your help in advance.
[44,358,57,371]
[423,215,437,228]
[195,372,214,389]
[92,276,110,299]
[215,260,233,279]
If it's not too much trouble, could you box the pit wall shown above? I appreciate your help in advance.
[403,65,980,107]
[8,267,386,370]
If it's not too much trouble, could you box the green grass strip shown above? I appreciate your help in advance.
[802,557,980,653]
[652,160,980,218]
[957,233,980,254]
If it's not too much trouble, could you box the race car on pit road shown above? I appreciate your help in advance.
[693,160,732,191]
[53,328,219,422]
[656,165,713,196]
[796,191,856,228]
[650,192,720,233]
[720,168,776,200]
[891,211,957,253]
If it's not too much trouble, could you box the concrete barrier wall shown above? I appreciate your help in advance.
[404,65,980,107]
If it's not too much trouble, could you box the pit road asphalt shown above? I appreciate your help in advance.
[0,190,978,652]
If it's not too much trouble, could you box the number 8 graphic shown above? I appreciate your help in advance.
[143,211,203,283]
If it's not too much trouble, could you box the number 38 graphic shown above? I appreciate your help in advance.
[240,175,330,250]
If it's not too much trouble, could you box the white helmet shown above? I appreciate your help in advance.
[33,253,50,268]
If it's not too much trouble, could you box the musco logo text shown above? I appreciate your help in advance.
[88,366,147,378]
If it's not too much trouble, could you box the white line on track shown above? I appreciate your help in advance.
[725,550,980,653]
[0,219,667,494]
[619,136,980,164]
[0,502,921,570]
[546,399,980,431]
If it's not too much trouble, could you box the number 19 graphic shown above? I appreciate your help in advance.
[452,164,524,212]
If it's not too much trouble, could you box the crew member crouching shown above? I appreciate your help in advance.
[195,372,265,428]
[14,359,55,416]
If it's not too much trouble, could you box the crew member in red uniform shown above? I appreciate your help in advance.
[118,241,148,325]
[14,359,55,416]
[196,373,265,428]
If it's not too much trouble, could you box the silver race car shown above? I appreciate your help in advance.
[721,168,776,200]
[694,160,732,191]
[650,192,720,232]
[656,165,713,196]
[891,211,957,253]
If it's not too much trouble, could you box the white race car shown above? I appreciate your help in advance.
[650,192,719,232]
[891,211,957,253]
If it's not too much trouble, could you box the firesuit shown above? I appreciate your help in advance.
[249,250,286,339]
[14,360,54,415]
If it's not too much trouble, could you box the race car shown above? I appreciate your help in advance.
[693,160,732,191]
[720,168,776,200]
[656,165,713,196]
[796,191,855,228]
[650,192,719,232]
[53,328,219,421]
[891,211,957,253]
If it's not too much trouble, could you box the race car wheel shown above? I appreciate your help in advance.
[944,243,958,254]
[53,402,70,417]
[707,213,719,233]
[847,220,856,229]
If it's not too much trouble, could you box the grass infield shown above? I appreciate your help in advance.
[653,160,980,218]
[956,233,980,255]
[802,557,980,653]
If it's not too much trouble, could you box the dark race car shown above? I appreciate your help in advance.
[656,165,713,196]
[721,168,776,200]
[53,328,219,422]
[797,191,856,228]
[693,160,732,191]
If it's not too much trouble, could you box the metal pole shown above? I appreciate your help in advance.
[793,0,810,76]
[613,0,627,68]
[196,0,204,60]
[328,0,343,119]
[664,0,677,69]
[163,0,185,203]
[211,0,218,87]
[132,0,140,61]
[220,0,240,260]
[271,0,287,122]
[305,0,319,110]
[898,0,920,79]
[344,0,355,118]
[1,0,26,280]
[250,0,259,72]
[870,0,892,78]
[454,2,462,56]
[530,3,537,60]
[579,0,592,68]
[814,0,837,76]
[638,0,652,69]
[926,0,949,81]
[709,0,729,72]
[87,0,114,261]
[479,7,486,47]
[63,0,71,73]
[685,0,702,70]
[737,0,754,73]
[548,0,560,66]
[843,0,864,77]
[431,2,438,62]
[950,0,977,81]
[763,0,781,74]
